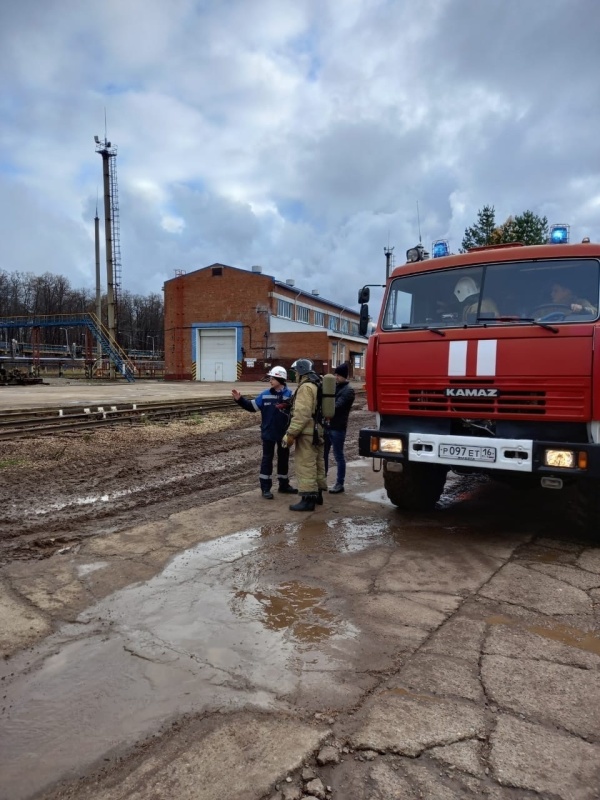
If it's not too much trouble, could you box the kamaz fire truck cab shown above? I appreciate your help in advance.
[358,229,600,534]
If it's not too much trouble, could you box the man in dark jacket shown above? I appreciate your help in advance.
[324,363,355,494]
[232,366,298,499]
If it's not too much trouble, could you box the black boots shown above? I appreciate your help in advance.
[278,480,298,494]
[262,479,298,497]
[316,489,324,505]
[260,479,274,500]
[289,494,318,512]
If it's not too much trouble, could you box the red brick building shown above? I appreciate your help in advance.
[163,263,367,382]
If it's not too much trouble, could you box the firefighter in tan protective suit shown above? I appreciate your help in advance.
[282,358,328,511]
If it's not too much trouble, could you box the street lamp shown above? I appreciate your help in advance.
[147,335,156,356]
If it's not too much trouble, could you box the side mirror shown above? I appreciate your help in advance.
[359,304,369,337]
[358,286,370,304]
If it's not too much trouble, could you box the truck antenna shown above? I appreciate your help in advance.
[416,200,422,244]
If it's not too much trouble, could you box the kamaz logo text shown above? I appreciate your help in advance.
[445,388,499,397]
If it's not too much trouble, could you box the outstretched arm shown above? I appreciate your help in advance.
[231,389,257,412]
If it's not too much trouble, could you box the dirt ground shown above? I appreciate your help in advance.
[0,399,370,566]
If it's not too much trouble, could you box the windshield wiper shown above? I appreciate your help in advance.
[392,324,446,336]
[477,316,559,334]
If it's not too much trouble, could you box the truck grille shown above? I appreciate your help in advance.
[379,378,588,421]
[407,388,546,415]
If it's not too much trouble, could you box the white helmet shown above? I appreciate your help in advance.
[267,366,287,381]
[454,276,479,302]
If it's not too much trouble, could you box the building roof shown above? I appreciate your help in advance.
[165,263,359,318]
[272,281,358,316]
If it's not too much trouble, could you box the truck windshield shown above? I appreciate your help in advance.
[382,258,600,330]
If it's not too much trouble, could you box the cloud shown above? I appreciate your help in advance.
[0,0,598,312]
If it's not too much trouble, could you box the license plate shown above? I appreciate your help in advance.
[438,443,496,463]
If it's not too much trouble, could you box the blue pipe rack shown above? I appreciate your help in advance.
[0,314,136,382]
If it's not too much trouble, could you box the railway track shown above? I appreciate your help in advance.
[0,397,240,440]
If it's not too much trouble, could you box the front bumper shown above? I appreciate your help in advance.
[358,428,600,479]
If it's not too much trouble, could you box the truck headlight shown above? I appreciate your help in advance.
[379,438,403,454]
[544,449,575,468]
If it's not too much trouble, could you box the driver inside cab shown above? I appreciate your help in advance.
[545,282,597,316]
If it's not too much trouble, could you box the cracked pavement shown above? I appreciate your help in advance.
[0,398,599,799]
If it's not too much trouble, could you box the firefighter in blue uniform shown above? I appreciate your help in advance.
[232,366,298,499]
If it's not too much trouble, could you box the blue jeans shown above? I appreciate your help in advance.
[324,428,347,485]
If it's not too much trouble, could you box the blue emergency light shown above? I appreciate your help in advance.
[549,224,570,244]
[432,240,450,258]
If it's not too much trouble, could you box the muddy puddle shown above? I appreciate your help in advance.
[0,519,392,800]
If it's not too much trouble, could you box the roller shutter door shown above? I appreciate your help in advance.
[198,328,236,382]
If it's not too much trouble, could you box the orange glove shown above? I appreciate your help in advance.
[282,433,295,448]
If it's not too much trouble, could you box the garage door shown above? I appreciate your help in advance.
[197,328,237,382]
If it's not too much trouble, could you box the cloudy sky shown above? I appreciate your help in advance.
[1,0,599,313]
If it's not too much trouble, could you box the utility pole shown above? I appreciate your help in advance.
[384,246,394,280]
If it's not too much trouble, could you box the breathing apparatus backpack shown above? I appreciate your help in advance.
[320,373,336,422]
[306,372,336,444]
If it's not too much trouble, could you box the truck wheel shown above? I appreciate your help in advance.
[572,480,600,537]
[383,462,448,511]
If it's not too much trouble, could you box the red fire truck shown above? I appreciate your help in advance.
[358,232,600,533]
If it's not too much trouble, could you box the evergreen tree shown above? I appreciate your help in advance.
[461,206,549,251]
[500,210,548,245]
[461,205,496,251]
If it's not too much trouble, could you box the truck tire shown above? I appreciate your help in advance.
[383,461,448,511]
[571,480,600,537]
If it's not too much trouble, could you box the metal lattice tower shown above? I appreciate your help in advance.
[94,133,119,372]
[108,149,122,325]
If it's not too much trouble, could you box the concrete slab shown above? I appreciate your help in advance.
[430,738,485,777]
[483,619,600,671]
[41,714,328,800]
[391,652,484,702]
[349,690,486,756]
[400,759,484,799]
[0,583,50,656]
[490,714,600,799]
[482,654,600,739]
[578,549,600,575]
[480,563,593,615]
[0,379,270,410]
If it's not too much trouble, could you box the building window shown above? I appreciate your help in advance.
[340,318,349,334]
[349,322,359,336]
[277,299,293,318]
[212,267,223,276]
[354,353,363,369]
[314,311,325,327]
[331,344,338,367]
[328,315,339,332]
[339,344,346,363]
[296,305,309,323]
